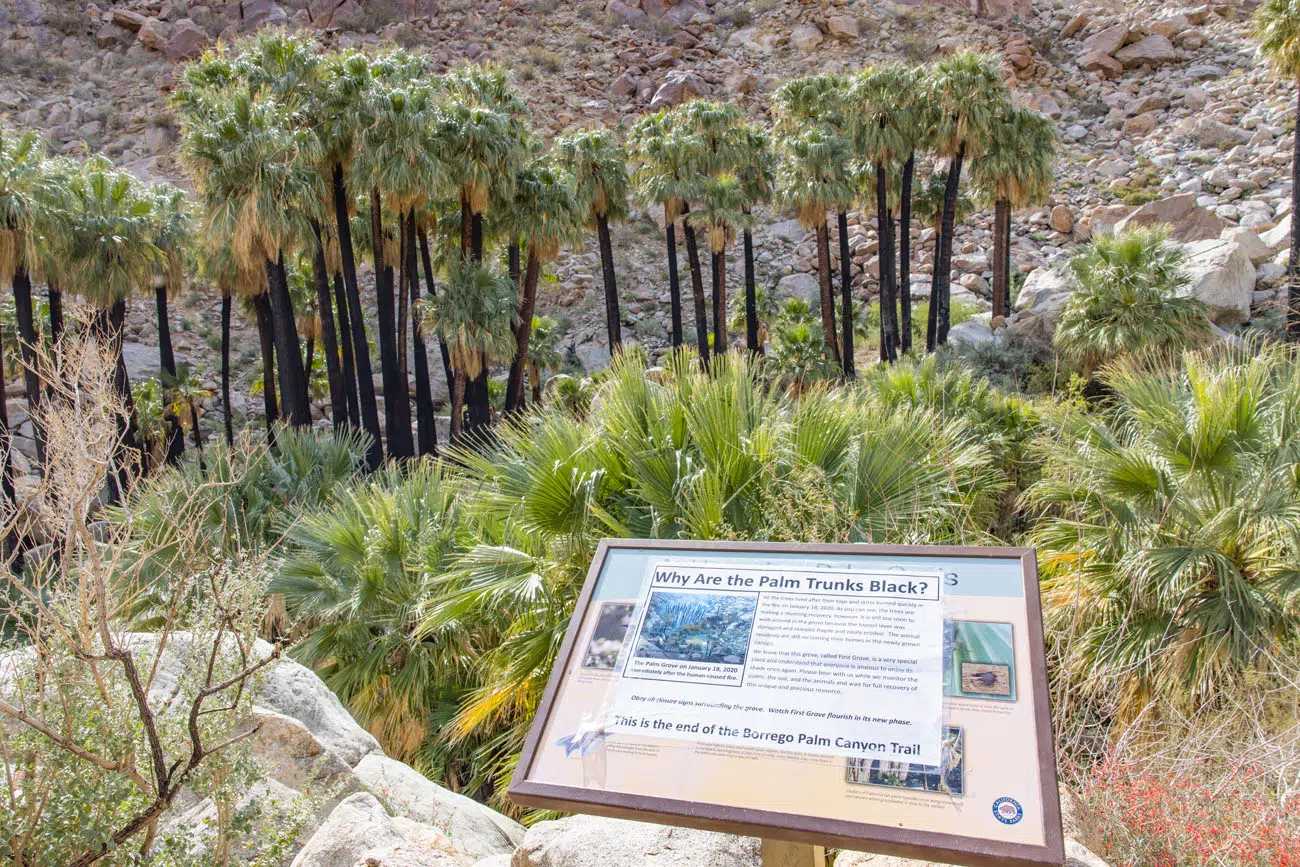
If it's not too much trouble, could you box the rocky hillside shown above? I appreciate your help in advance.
[0,0,1289,440]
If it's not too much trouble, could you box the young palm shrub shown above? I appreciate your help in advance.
[1055,227,1212,377]
[524,314,563,405]
[1254,0,1300,339]
[925,52,1009,350]
[1026,346,1300,722]
[422,260,517,443]
[553,128,630,353]
[971,106,1057,321]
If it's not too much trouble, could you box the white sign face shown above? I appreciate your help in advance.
[607,560,945,765]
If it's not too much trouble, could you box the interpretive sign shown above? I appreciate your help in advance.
[509,541,1063,867]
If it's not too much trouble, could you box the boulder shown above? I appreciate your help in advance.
[1051,204,1074,234]
[1078,50,1122,77]
[112,8,150,31]
[1089,204,1136,237]
[826,14,859,41]
[1261,214,1292,252]
[329,0,364,29]
[723,71,757,95]
[776,272,820,302]
[511,815,760,867]
[726,27,782,53]
[1221,227,1273,264]
[1060,787,1105,859]
[161,778,304,860]
[1081,23,1128,55]
[249,707,360,794]
[291,792,406,867]
[138,17,171,51]
[767,219,807,242]
[649,70,709,110]
[254,640,382,767]
[1181,238,1255,324]
[1183,117,1250,149]
[355,754,525,861]
[1113,193,1226,243]
[350,843,464,867]
[605,0,647,26]
[1113,33,1178,67]
[948,318,994,348]
[1009,266,1073,342]
[1122,114,1156,138]
[790,23,823,51]
[163,18,208,62]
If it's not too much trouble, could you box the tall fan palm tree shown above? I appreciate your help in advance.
[0,126,50,478]
[628,110,697,350]
[356,75,446,459]
[313,49,383,467]
[774,76,857,371]
[194,238,255,445]
[502,161,581,414]
[62,156,160,498]
[179,87,318,429]
[689,172,752,355]
[773,126,855,368]
[851,64,913,365]
[422,260,517,443]
[892,65,934,355]
[734,124,775,355]
[924,52,1009,350]
[1254,0,1300,339]
[971,106,1056,321]
[554,128,630,354]
[145,184,190,465]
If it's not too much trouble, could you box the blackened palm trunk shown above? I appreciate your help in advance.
[666,221,683,348]
[396,224,408,385]
[467,212,491,435]
[681,202,709,367]
[253,292,279,437]
[311,222,347,431]
[333,163,383,470]
[266,255,310,428]
[419,228,455,398]
[596,213,621,351]
[838,211,857,375]
[929,146,965,350]
[48,286,63,344]
[1290,82,1300,341]
[371,191,413,459]
[991,197,1010,321]
[332,273,360,427]
[875,168,898,365]
[12,267,43,467]
[106,299,141,500]
[743,226,759,354]
[155,281,185,465]
[220,292,233,445]
[304,337,315,384]
[508,242,521,288]
[815,220,841,365]
[406,211,435,457]
[712,249,727,355]
[0,339,13,507]
[898,153,915,354]
[506,247,542,413]
[188,399,204,473]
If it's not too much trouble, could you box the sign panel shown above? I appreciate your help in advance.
[509,541,1063,867]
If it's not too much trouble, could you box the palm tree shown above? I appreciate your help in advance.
[194,238,254,445]
[525,314,563,405]
[628,110,697,350]
[891,65,933,356]
[773,126,855,368]
[734,124,775,355]
[313,49,383,468]
[61,156,160,498]
[1027,346,1300,719]
[0,125,49,476]
[554,128,629,354]
[773,76,857,371]
[851,65,914,365]
[1254,0,1300,339]
[1055,227,1212,377]
[422,260,517,443]
[145,184,190,465]
[689,172,752,355]
[502,160,581,414]
[179,87,318,429]
[356,74,445,459]
[437,64,530,434]
[924,52,1009,350]
[972,106,1056,322]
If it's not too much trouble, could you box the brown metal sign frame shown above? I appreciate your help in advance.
[508,539,1064,867]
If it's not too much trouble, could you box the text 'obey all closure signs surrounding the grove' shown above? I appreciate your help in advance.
[508,540,1065,867]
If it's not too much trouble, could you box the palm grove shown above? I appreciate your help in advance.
[0,38,1058,493]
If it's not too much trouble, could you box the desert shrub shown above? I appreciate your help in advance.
[1027,346,1300,724]
[1055,227,1212,376]
[951,329,1057,394]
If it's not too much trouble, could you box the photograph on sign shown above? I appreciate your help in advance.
[509,541,1063,867]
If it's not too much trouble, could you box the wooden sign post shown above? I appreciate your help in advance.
[509,540,1064,867]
